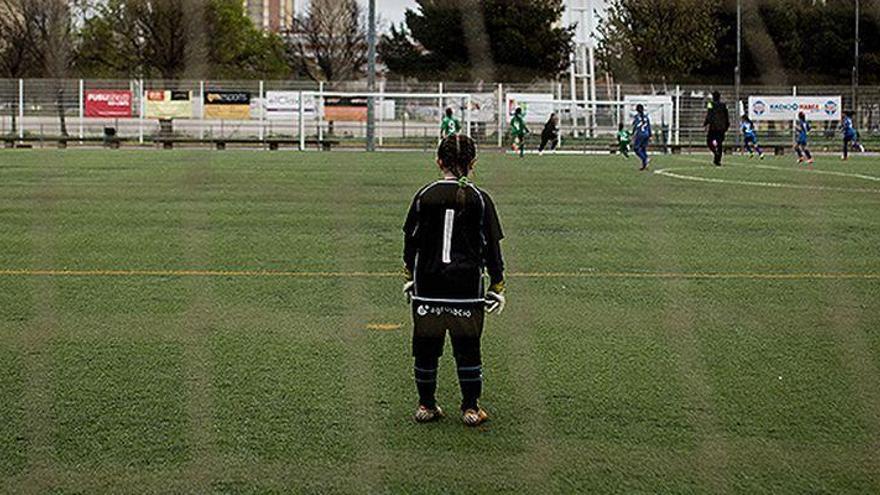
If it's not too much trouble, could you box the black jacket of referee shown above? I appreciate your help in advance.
[704,91,730,166]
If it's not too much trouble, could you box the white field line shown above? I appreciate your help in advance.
[656,157,880,194]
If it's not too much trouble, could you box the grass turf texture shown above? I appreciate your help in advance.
[1,148,879,494]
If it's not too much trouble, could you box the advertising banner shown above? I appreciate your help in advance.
[748,96,841,121]
[505,93,555,123]
[623,95,673,128]
[469,92,496,123]
[204,91,251,120]
[263,91,317,120]
[145,90,193,119]
[84,90,132,118]
[324,96,368,121]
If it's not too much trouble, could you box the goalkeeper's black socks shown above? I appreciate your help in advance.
[414,356,439,409]
[456,358,483,411]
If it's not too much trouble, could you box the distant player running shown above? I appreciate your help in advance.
[616,123,631,158]
[795,111,813,166]
[632,104,651,170]
[538,113,559,154]
[841,111,864,160]
[403,134,506,427]
[510,107,529,157]
[440,108,461,140]
[740,115,764,159]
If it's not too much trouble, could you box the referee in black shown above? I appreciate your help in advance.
[402,135,506,427]
[704,91,731,166]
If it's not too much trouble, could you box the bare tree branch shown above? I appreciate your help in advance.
[285,0,367,82]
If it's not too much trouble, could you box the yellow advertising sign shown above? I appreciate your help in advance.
[145,90,193,119]
[204,104,251,120]
[203,91,251,120]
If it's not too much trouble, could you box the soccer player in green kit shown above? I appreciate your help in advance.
[509,107,529,157]
[616,123,631,158]
[440,108,462,140]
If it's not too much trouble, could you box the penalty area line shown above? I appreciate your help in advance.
[0,268,878,280]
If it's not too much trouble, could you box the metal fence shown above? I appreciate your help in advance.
[2,79,880,150]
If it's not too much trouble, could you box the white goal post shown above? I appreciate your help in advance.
[291,91,474,150]
[505,96,677,147]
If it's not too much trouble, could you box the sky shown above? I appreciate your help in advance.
[293,0,418,29]
[293,0,416,30]
[371,0,419,27]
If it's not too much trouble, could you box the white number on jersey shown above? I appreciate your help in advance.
[441,209,454,264]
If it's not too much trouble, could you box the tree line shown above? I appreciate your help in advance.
[599,0,880,85]
[0,0,575,83]
[0,0,370,81]
[1,0,877,84]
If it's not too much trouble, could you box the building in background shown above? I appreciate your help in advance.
[243,0,294,32]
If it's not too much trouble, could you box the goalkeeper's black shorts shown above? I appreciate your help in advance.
[411,302,484,360]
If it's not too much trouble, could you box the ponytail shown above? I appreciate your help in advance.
[438,134,477,212]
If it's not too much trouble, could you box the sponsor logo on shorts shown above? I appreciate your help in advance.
[416,304,472,318]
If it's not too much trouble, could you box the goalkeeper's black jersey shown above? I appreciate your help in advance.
[403,179,504,304]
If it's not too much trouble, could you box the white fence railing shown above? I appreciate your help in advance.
[2,79,879,149]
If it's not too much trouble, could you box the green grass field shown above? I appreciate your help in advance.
[1,148,879,494]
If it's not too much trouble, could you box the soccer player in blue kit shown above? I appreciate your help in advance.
[632,104,651,171]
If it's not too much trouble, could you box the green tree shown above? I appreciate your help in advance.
[75,0,288,79]
[597,0,724,82]
[751,0,873,84]
[205,0,288,79]
[379,0,574,82]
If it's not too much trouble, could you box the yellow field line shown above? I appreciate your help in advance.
[0,268,878,280]
[511,271,880,280]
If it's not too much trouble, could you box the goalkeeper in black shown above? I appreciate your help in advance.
[402,134,506,427]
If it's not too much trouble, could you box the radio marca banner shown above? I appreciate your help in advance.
[145,90,193,119]
[85,90,132,118]
[748,96,841,121]
[204,91,251,120]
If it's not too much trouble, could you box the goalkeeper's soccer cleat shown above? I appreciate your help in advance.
[414,404,443,423]
[461,407,488,426]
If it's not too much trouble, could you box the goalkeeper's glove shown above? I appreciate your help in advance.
[403,266,414,303]
[485,281,506,315]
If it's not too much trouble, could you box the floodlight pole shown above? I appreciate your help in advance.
[853,0,859,116]
[366,0,377,152]
[735,0,742,151]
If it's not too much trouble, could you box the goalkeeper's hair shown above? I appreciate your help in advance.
[438,134,477,211]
